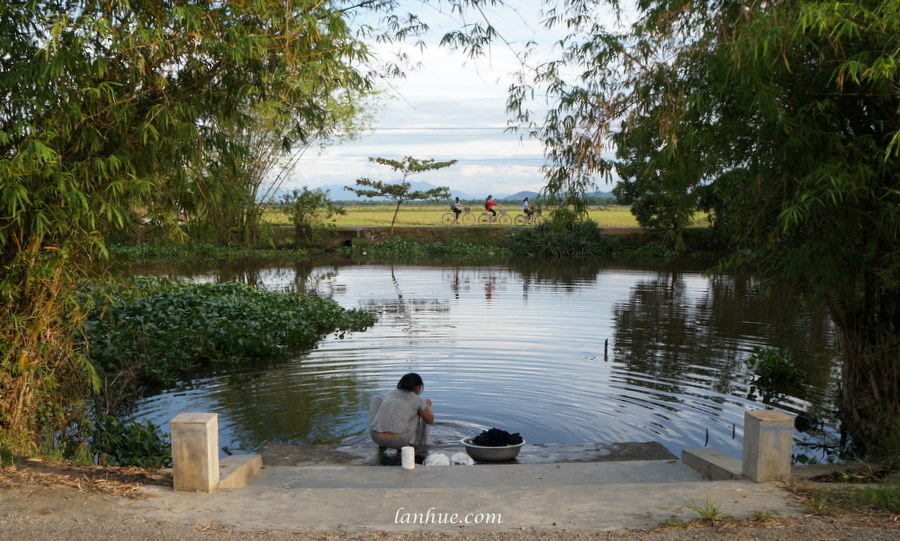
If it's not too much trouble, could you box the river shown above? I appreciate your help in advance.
[127,258,840,462]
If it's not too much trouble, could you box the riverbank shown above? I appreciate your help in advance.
[286,224,651,249]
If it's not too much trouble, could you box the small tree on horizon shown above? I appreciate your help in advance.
[345,156,456,232]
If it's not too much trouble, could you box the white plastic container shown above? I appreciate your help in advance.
[401,446,415,470]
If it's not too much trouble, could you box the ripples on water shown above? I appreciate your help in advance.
[132,262,838,461]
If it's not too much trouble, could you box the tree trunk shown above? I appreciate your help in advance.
[390,200,402,234]
[833,285,900,462]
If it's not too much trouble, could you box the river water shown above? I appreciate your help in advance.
[128,258,839,461]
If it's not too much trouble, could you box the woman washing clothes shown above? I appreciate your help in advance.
[370,373,434,451]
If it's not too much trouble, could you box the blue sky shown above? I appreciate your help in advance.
[283,2,623,199]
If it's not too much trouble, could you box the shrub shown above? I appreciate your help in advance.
[368,238,509,261]
[745,346,804,386]
[90,417,171,468]
[279,187,346,245]
[508,211,620,259]
[622,244,680,262]
[109,243,309,262]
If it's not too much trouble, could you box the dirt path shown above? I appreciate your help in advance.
[0,459,897,541]
[1,483,898,541]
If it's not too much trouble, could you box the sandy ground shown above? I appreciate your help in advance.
[0,459,897,540]
[1,483,898,541]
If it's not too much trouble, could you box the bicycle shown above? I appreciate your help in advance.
[478,208,512,225]
[514,208,546,226]
[441,206,475,225]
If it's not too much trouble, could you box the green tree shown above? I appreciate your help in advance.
[189,89,374,245]
[507,0,899,459]
[0,0,377,452]
[280,187,346,245]
[612,121,700,250]
[345,156,456,232]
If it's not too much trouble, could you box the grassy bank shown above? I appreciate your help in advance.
[263,204,651,227]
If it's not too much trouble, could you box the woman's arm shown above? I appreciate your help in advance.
[420,398,435,425]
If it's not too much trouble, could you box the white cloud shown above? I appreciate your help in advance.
[287,1,628,197]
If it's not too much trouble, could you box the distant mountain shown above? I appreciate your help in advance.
[274,184,615,203]
[497,190,615,201]
[318,181,475,201]
[501,191,539,201]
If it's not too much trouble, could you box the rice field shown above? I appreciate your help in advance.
[264,204,648,227]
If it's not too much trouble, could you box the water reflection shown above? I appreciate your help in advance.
[128,259,838,461]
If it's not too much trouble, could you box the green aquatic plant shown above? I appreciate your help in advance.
[622,244,680,263]
[89,417,171,468]
[109,243,311,262]
[367,239,509,262]
[745,347,804,387]
[81,278,376,412]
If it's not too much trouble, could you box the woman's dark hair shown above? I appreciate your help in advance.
[397,373,424,392]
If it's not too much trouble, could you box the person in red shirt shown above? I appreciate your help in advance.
[485,195,499,219]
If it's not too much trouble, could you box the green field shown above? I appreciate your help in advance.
[264,204,647,227]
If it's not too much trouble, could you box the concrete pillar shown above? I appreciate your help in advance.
[170,412,220,492]
[742,410,793,482]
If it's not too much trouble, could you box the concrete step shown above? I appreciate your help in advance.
[256,459,703,490]
[218,454,262,489]
[682,448,743,480]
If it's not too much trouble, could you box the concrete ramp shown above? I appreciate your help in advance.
[132,459,802,532]
[268,460,701,489]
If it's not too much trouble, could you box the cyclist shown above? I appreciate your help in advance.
[485,195,499,220]
[450,197,462,222]
[522,197,534,221]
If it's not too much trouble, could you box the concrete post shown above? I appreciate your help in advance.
[170,412,220,492]
[742,410,793,482]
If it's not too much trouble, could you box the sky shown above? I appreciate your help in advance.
[282,2,623,200]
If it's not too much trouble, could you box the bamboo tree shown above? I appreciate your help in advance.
[0,0,378,452]
[189,82,376,244]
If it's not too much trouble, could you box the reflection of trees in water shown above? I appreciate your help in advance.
[508,259,601,288]
[124,258,319,290]
[442,268,468,300]
[355,266,451,339]
[612,272,836,408]
[292,266,341,296]
[360,298,449,315]
[612,271,696,400]
[195,357,373,448]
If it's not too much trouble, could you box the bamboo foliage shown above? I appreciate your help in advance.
[0,0,381,452]
[500,0,899,458]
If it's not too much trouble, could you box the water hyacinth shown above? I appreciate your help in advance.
[81,278,377,401]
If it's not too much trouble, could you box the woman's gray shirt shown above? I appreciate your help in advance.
[370,389,426,433]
